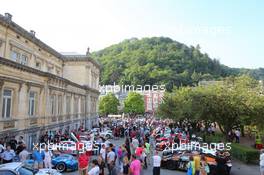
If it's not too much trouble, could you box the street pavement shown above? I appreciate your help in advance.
[63,138,259,175]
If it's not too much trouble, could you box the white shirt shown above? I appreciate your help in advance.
[260,153,264,166]
[100,148,106,160]
[19,150,29,162]
[88,166,100,175]
[132,138,139,149]
[153,155,161,167]
[44,151,53,161]
[107,151,115,163]
[0,144,4,153]
[235,130,241,137]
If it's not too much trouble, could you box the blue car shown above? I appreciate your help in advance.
[52,154,78,172]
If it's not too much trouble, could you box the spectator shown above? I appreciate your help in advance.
[98,155,105,175]
[152,151,161,175]
[123,156,130,175]
[0,141,4,153]
[235,129,241,143]
[129,154,141,175]
[1,145,15,163]
[193,152,201,175]
[260,149,264,175]
[18,136,25,145]
[200,155,209,175]
[9,137,17,151]
[43,147,53,169]
[107,147,116,175]
[215,152,227,175]
[78,152,89,175]
[131,137,139,155]
[18,144,29,162]
[187,156,195,175]
[32,148,44,169]
[88,159,100,175]
[100,144,107,163]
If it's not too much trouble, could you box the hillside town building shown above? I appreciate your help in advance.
[0,13,100,149]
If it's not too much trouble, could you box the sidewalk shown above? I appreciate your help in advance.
[231,159,259,175]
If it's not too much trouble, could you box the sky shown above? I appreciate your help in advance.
[0,0,263,68]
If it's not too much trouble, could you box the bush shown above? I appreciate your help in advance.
[204,133,225,143]
[230,143,259,163]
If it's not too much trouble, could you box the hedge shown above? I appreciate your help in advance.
[203,133,225,143]
[230,143,259,164]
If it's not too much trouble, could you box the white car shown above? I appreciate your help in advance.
[0,162,62,175]
[100,130,113,139]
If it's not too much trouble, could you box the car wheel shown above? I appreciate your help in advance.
[56,162,66,172]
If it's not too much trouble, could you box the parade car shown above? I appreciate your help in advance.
[51,154,78,172]
[0,162,62,175]
[161,148,232,175]
[99,130,113,139]
[58,141,78,155]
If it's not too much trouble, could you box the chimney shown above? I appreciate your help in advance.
[30,30,36,37]
[4,13,12,21]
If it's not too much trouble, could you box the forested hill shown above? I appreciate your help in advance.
[92,37,264,90]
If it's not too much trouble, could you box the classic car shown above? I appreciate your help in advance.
[51,154,78,172]
[161,148,232,175]
[0,162,62,175]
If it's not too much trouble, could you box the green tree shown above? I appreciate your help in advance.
[158,75,264,137]
[99,93,119,116]
[124,92,145,117]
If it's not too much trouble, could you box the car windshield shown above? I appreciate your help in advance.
[18,166,35,175]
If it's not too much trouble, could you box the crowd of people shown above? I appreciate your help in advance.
[0,117,263,175]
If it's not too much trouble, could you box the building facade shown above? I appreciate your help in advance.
[0,13,100,149]
[99,85,164,116]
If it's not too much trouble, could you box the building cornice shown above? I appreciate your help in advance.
[0,13,100,68]
[0,57,100,94]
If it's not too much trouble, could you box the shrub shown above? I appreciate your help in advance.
[204,133,225,143]
[230,143,259,164]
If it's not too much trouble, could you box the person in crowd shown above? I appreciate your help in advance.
[215,151,227,175]
[78,152,89,175]
[88,159,100,175]
[43,147,53,169]
[135,144,143,160]
[100,144,107,163]
[193,151,201,175]
[18,136,25,145]
[98,155,105,175]
[144,142,150,166]
[9,137,17,151]
[32,147,44,169]
[124,138,131,160]
[235,129,241,143]
[123,156,130,175]
[200,155,209,175]
[187,156,195,175]
[107,146,116,175]
[129,154,141,175]
[1,145,15,163]
[131,137,139,155]
[16,142,25,155]
[117,146,124,170]
[0,140,4,163]
[18,144,29,162]
[152,151,161,175]
[260,149,264,175]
